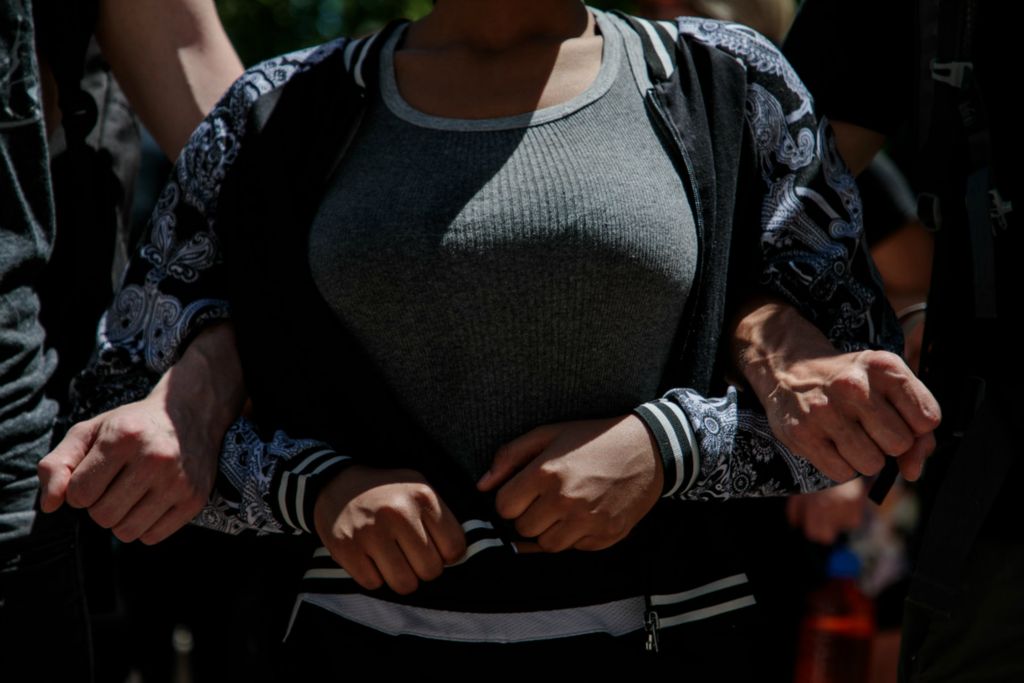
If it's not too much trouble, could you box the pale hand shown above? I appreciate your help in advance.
[37,323,244,544]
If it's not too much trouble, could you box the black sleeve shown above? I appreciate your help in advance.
[783,0,916,136]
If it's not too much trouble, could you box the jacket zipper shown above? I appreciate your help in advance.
[644,605,661,653]
[644,87,707,395]
[644,89,705,254]
[640,91,703,657]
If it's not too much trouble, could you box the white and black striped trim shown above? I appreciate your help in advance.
[634,398,700,497]
[648,573,756,628]
[287,572,754,643]
[342,31,386,89]
[613,13,679,81]
[273,449,352,532]
[296,592,647,643]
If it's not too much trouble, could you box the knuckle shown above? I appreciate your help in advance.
[332,535,359,556]
[537,535,565,553]
[494,495,515,520]
[419,561,444,582]
[356,573,383,591]
[67,421,91,439]
[861,457,885,477]
[833,465,857,483]
[513,518,529,537]
[139,531,164,546]
[390,576,419,596]
[863,350,902,375]
[65,480,94,509]
[536,462,562,484]
[36,458,57,478]
[817,458,853,483]
[443,538,467,564]
[88,506,117,529]
[106,414,148,443]
[832,372,871,402]
[148,448,182,469]
[887,431,915,455]
[406,484,439,512]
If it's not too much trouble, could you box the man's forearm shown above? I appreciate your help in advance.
[38,322,247,543]
[156,322,246,446]
[731,296,838,402]
[730,296,939,483]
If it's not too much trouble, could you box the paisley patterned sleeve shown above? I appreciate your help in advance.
[635,19,900,500]
[68,41,353,535]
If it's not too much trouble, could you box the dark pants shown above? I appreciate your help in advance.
[284,600,759,682]
[900,535,1024,683]
[0,508,93,683]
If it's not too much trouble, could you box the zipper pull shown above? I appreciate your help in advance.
[644,609,661,654]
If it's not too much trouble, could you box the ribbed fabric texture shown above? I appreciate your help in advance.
[308,10,697,480]
[1,2,59,542]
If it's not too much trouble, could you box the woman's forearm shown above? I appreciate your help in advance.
[97,0,243,158]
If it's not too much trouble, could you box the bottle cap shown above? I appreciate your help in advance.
[826,546,861,579]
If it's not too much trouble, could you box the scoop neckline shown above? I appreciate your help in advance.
[378,9,622,132]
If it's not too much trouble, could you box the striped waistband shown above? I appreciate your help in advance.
[289,521,755,644]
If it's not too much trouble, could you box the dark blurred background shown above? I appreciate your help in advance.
[215,0,639,65]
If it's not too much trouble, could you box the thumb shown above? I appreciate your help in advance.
[896,432,935,482]
[478,424,559,491]
[37,420,98,513]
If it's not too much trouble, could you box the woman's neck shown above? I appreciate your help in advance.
[409,0,592,52]
[393,1,603,119]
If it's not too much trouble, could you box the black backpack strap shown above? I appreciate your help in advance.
[34,1,128,407]
[34,0,99,145]
[918,0,1003,318]
[907,391,1015,617]
[908,0,1015,621]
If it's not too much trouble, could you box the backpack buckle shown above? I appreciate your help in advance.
[931,60,973,88]
[988,188,1013,232]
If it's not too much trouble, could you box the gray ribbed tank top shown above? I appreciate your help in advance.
[309,10,697,479]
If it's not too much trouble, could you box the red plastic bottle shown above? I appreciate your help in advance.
[795,547,876,683]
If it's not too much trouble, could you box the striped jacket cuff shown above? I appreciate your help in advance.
[271,448,354,533]
[634,399,700,497]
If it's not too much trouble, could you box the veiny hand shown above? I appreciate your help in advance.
[37,323,244,544]
[786,478,868,545]
[314,466,467,595]
[760,349,939,482]
[734,300,941,483]
[39,395,217,544]
[477,415,663,553]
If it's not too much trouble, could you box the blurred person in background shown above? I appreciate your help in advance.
[1,1,240,681]
[782,0,1021,680]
